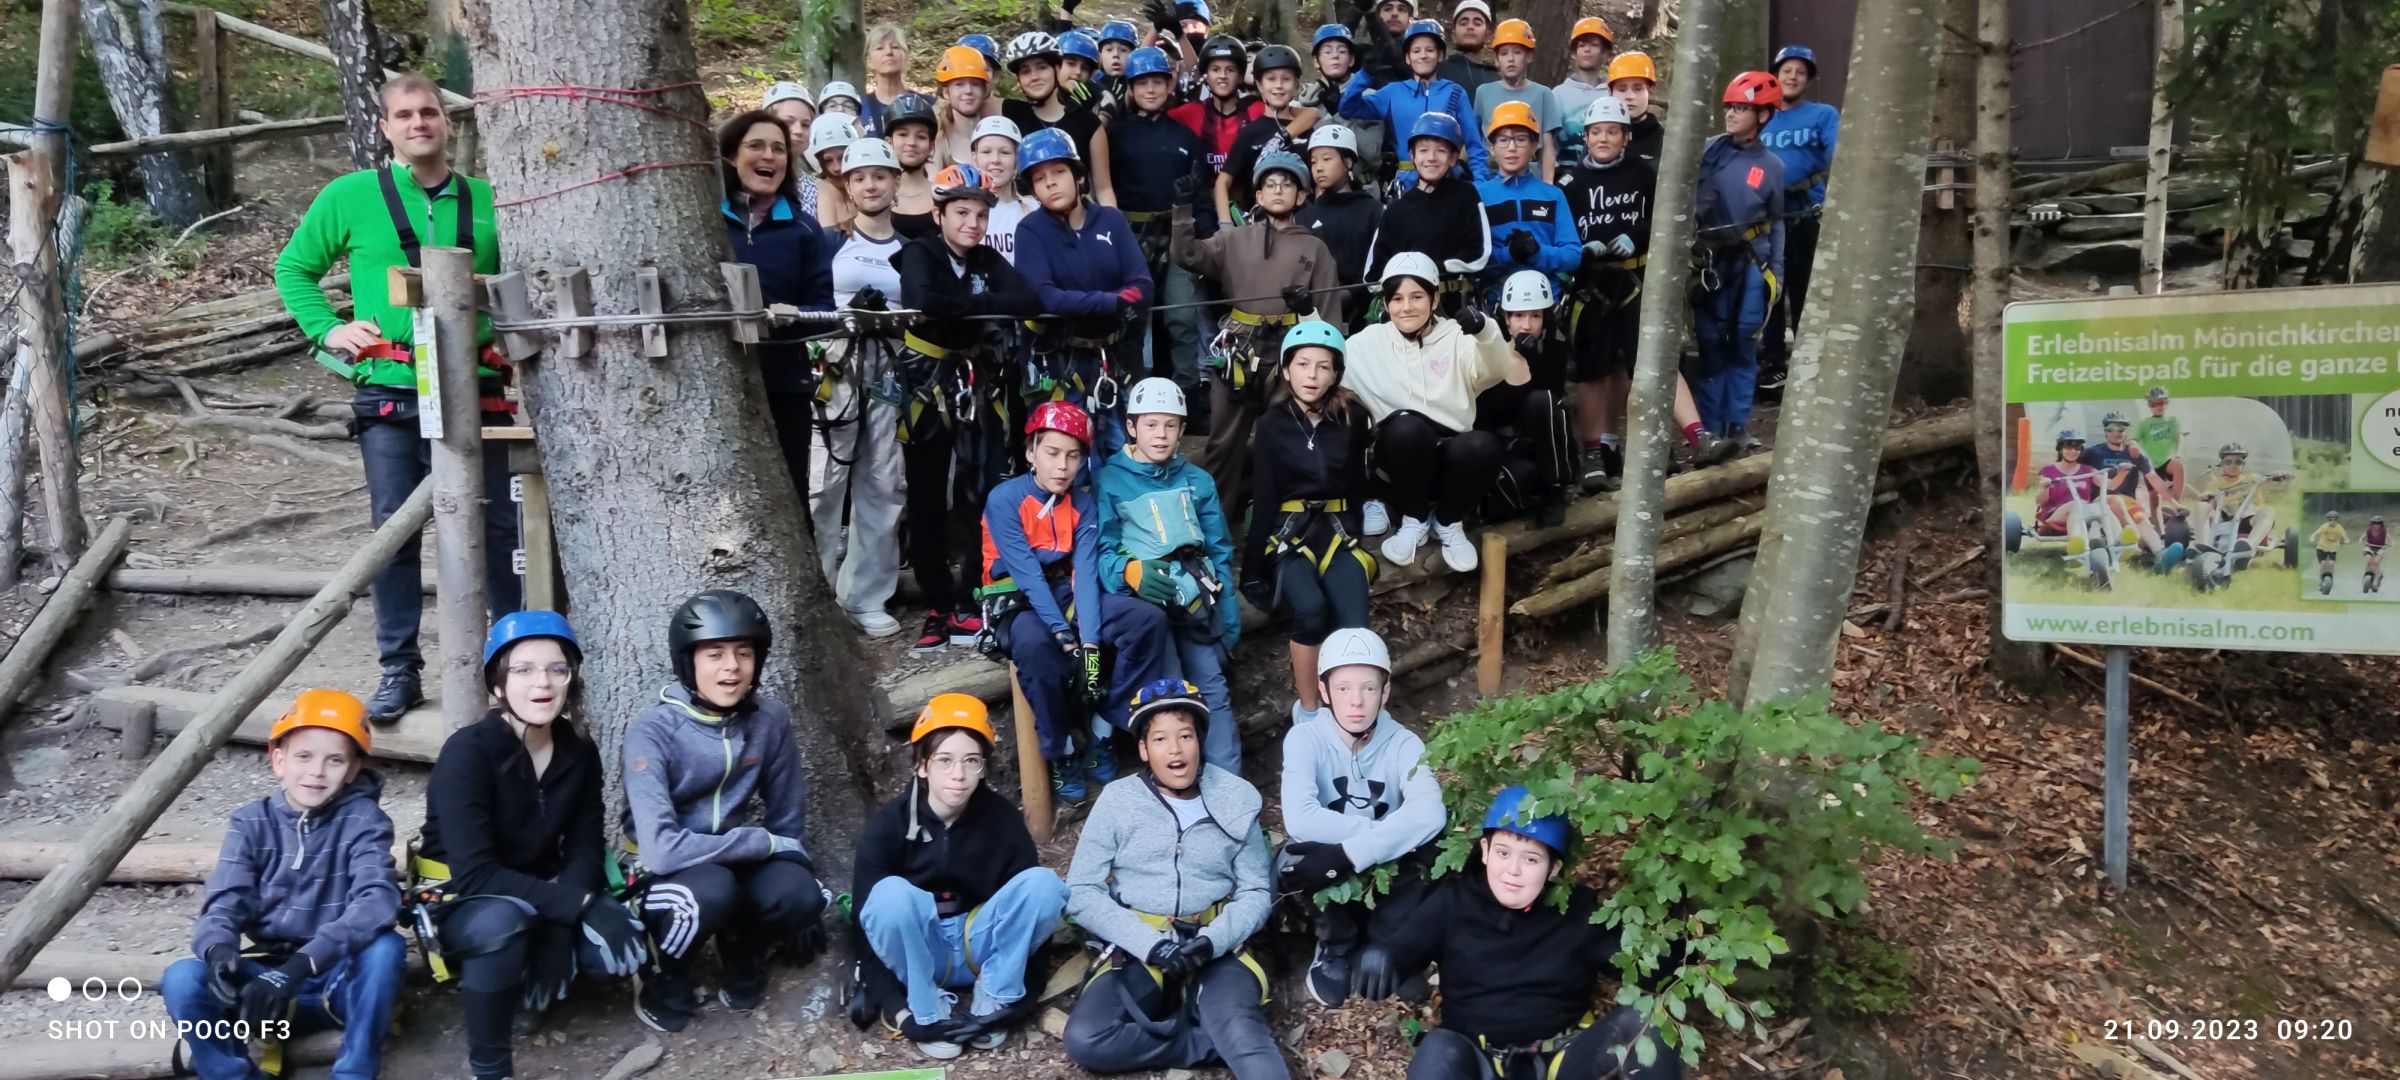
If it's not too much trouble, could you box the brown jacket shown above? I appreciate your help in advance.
[1171,209,1348,333]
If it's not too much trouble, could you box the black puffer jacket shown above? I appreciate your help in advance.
[420,710,608,923]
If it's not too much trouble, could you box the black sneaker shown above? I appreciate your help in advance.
[1534,490,1568,528]
[912,610,948,654]
[1692,432,1739,467]
[1758,362,1789,392]
[718,942,768,1011]
[365,666,423,725]
[636,970,699,1033]
[1727,422,1762,453]
[1306,942,1352,1007]
[1580,444,1622,494]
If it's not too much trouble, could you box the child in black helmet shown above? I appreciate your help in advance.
[619,590,829,1033]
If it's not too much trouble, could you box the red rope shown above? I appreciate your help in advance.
[493,160,716,208]
[475,81,719,208]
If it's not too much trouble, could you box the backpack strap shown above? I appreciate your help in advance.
[377,166,478,269]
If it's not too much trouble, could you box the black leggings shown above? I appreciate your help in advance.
[1373,410,1505,526]
[1271,539,1371,646]
[902,425,964,614]
[766,391,817,535]
[437,896,612,1080]
[1474,385,1573,516]
[638,858,826,977]
[1407,1008,1682,1080]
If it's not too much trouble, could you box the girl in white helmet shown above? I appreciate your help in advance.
[1002,31,1118,204]
[814,136,912,639]
[968,115,1037,263]
[1471,270,1574,528]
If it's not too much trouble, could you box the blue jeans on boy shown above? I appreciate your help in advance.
[161,930,407,1080]
[1688,264,1770,434]
[999,584,1177,759]
[858,867,1069,1023]
[1174,627,1237,772]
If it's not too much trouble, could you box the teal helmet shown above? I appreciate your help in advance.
[1280,318,1349,371]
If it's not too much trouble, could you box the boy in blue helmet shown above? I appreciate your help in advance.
[1362,111,1492,314]
[1339,18,1489,184]
[1355,786,1680,1080]
[1755,44,1840,393]
[1013,127,1155,460]
[1104,46,1211,399]
[1304,22,1385,179]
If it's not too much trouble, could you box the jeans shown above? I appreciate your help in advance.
[858,867,1069,1023]
[1063,955,1285,1080]
[1170,626,1236,771]
[998,584,1177,759]
[356,387,521,670]
[1407,1008,1682,1080]
[1688,265,1769,434]
[161,930,407,1080]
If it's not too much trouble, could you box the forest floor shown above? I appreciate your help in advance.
[5,1,2399,1078]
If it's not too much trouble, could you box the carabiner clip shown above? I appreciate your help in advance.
[1090,371,1121,413]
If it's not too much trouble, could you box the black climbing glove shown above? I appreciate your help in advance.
[1454,306,1487,336]
[851,286,889,312]
[201,944,242,1009]
[1239,574,1273,611]
[1062,0,1083,11]
[1281,284,1317,316]
[1078,644,1106,707]
[1172,935,1215,978]
[1352,945,1396,1001]
[580,894,648,978]
[1144,0,1180,33]
[1507,230,1539,264]
[237,956,309,1028]
[1054,628,1080,655]
[1278,841,1354,891]
[1513,333,1544,358]
[791,916,830,967]
[1173,173,1200,205]
[1145,938,1186,976]
[520,927,576,1013]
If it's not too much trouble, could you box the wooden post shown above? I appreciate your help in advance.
[10,0,88,572]
[0,516,130,726]
[1476,534,1508,695]
[0,479,434,989]
[421,247,489,729]
[1009,665,1053,842]
[117,700,155,760]
[512,442,558,610]
[2138,0,2184,295]
[192,8,233,203]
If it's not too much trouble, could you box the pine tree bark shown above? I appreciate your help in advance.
[78,0,206,229]
[320,0,389,169]
[1524,0,1577,85]
[470,0,876,881]
[1731,0,1944,706]
[2311,155,2400,285]
[1605,0,1729,670]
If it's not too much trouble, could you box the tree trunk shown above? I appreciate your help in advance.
[2311,156,2400,285]
[1605,0,1729,670]
[795,0,866,91]
[425,0,473,93]
[471,0,876,887]
[1892,0,1974,405]
[2221,144,2287,289]
[1969,0,2049,688]
[1729,0,1943,706]
[1524,0,1577,85]
[2137,0,2182,294]
[320,0,389,169]
[78,0,206,230]
[1637,0,1676,41]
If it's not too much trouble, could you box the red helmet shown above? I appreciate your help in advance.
[1723,71,1782,108]
[1025,400,1093,446]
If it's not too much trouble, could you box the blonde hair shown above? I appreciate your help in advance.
[867,22,908,53]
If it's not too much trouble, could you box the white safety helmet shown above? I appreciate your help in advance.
[842,136,902,174]
[1307,123,1360,159]
[1500,270,1555,312]
[818,81,862,108]
[1378,251,1443,295]
[1005,31,1063,71]
[1579,96,1633,130]
[1317,627,1392,677]
[762,81,814,110]
[805,114,860,175]
[972,115,1024,147]
[1125,377,1188,418]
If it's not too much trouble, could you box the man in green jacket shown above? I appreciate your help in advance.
[274,73,521,723]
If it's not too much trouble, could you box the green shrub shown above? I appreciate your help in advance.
[1415,649,1979,1066]
[79,180,204,273]
[1807,922,1916,1018]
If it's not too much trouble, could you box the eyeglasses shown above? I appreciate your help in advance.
[1492,133,1535,148]
[927,754,987,776]
[507,663,575,681]
[1257,175,1300,191]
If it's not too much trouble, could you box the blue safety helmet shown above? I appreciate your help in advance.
[1407,110,1465,151]
[1099,19,1140,46]
[958,32,1001,69]
[1772,44,1817,76]
[1404,18,1447,49]
[1124,45,1175,82]
[1312,23,1355,55]
[1181,0,1212,22]
[482,610,582,670]
[1129,677,1209,738]
[1060,30,1101,64]
[1481,784,1572,856]
[1015,127,1084,192]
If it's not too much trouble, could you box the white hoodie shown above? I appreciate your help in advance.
[1279,709,1447,868]
[1343,315,1520,433]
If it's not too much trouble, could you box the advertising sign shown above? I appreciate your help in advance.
[2000,283,2400,653]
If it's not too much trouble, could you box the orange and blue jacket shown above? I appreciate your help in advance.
[981,473,1103,643]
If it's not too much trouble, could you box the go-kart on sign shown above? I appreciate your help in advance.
[2001,283,2400,655]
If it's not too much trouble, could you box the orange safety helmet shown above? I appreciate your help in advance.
[1723,70,1783,108]
[937,45,993,84]
[269,688,372,754]
[1486,99,1540,137]
[1490,18,1535,51]
[1607,51,1658,85]
[912,692,997,746]
[1571,17,1614,45]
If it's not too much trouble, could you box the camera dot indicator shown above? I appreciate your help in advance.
[46,977,70,1002]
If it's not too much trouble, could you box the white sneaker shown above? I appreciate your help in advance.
[1434,520,1478,573]
[1361,499,1391,536]
[849,607,901,638]
[1379,516,1429,567]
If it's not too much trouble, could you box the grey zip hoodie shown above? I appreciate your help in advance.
[1065,765,1271,959]
[619,684,810,876]
[1278,710,1445,868]
[191,769,400,974]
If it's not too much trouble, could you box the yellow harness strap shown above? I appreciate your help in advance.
[405,850,455,983]
[1478,1012,1599,1080]
[902,331,952,360]
[1227,308,1299,327]
[1086,902,1271,1004]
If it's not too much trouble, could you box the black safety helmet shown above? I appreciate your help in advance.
[1200,34,1247,71]
[1253,43,1302,76]
[884,92,939,136]
[669,589,774,695]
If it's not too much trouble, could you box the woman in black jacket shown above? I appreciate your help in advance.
[1243,319,1374,727]
[719,109,838,514]
[853,694,1067,1059]
[418,612,647,1080]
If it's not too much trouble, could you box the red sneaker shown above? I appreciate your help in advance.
[945,609,983,646]
[912,610,948,654]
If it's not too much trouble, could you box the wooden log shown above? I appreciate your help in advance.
[83,112,437,158]
[2049,644,2225,719]
[138,274,349,329]
[2011,161,2146,202]
[516,470,559,610]
[0,517,133,723]
[1536,496,1763,588]
[1010,665,1052,842]
[0,841,220,883]
[9,148,90,571]
[109,566,435,597]
[118,699,155,759]
[0,479,434,988]
[423,247,490,731]
[193,7,232,201]
[83,685,447,763]
[0,1032,341,1080]
[1513,513,1770,618]
[1476,534,1507,695]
